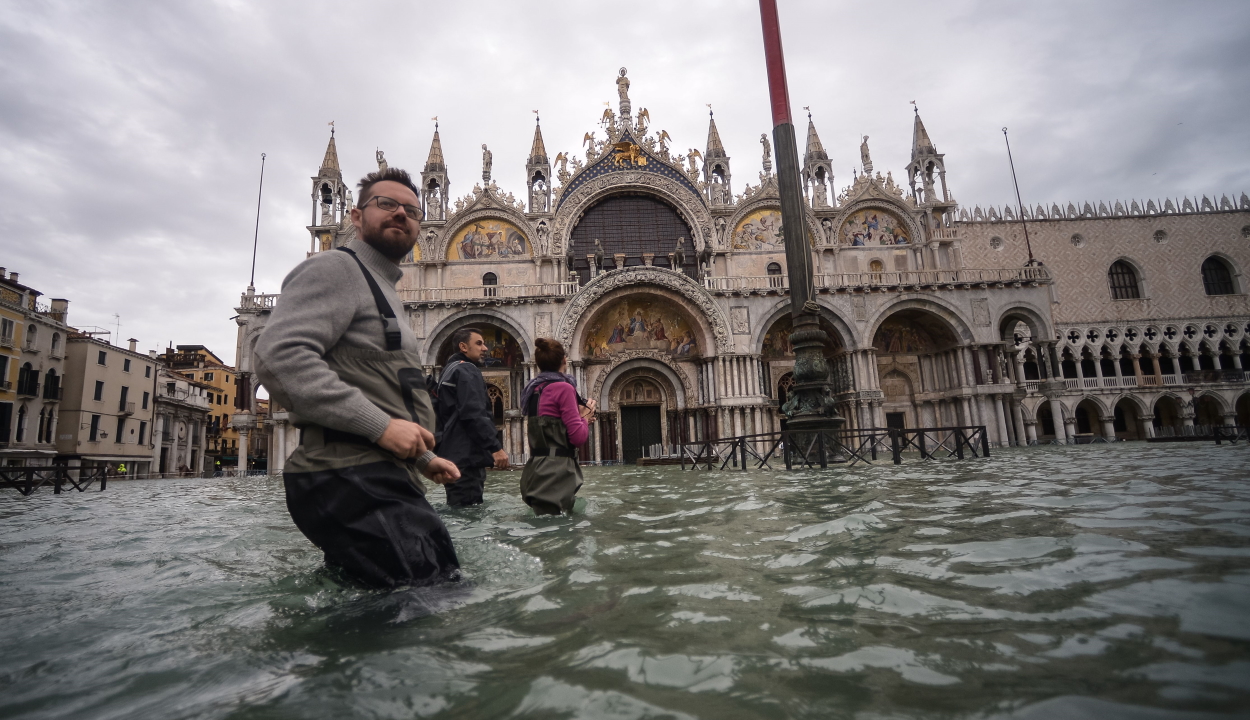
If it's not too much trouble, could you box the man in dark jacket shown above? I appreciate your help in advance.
[435,327,508,506]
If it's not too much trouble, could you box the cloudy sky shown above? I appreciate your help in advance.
[2,0,1247,365]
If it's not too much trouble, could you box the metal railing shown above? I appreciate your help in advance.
[678,425,990,470]
[701,267,1052,294]
[120,401,135,415]
[0,466,109,496]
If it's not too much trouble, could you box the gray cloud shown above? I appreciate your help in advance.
[2,0,1247,362]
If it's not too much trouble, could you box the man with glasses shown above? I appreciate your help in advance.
[256,168,464,588]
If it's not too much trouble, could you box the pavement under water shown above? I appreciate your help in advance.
[1,443,1249,719]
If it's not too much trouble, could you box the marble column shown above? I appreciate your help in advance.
[1011,398,1027,446]
[1101,415,1117,440]
[1048,398,1067,443]
[994,395,1010,447]
[1024,419,1038,444]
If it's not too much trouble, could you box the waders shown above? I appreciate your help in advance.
[518,382,583,515]
[280,248,460,588]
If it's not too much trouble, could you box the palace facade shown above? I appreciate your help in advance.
[234,70,1250,471]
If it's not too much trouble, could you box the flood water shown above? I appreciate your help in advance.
[2,443,1249,719]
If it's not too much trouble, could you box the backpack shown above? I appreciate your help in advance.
[427,360,468,439]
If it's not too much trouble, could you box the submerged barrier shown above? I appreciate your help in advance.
[678,425,990,470]
[0,466,109,496]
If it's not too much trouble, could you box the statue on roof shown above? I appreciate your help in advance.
[860,135,873,175]
[375,149,387,173]
[760,134,773,174]
[617,67,630,103]
[481,144,493,182]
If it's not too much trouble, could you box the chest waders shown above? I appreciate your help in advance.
[281,247,459,588]
[518,382,584,515]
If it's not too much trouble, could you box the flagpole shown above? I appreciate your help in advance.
[1001,128,1036,266]
[758,0,843,433]
[248,153,267,291]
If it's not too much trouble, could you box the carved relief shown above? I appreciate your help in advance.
[589,350,696,411]
[730,306,750,335]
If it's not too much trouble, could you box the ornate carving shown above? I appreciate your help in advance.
[590,350,695,411]
[555,266,732,354]
[437,186,536,259]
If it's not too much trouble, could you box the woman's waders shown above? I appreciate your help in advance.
[518,382,584,515]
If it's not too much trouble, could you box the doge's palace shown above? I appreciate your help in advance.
[234,70,1250,472]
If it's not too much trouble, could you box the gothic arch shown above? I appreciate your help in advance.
[556,266,732,354]
[753,298,860,353]
[424,309,533,365]
[592,354,693,411]
[553,173,713,256]
[1110,393,1150,414]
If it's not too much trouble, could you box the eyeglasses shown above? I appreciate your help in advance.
[363,195,423,221]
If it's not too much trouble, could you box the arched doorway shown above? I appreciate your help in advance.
[871,307,963,429]
[436,323,525,452]
[1153,396,1183,436]
[568,194,697,283]
[1113,398,1144,440]
[1036,403,1057,441]
[1237,392,1250,428]
[760,313,848,419]
[617,377,665,464]
[1074,398,1105,440]
[1193,395,1223,429]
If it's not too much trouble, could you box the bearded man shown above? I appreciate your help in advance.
[255,168,463,588]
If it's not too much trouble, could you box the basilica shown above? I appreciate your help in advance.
[233,70,1250,470]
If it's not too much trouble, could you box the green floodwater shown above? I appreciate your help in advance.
[2,444,1249,719]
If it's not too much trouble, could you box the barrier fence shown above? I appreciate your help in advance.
[0,466,109,496]
[678,426,990,470]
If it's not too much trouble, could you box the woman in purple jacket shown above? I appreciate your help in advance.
[518,338,597,514]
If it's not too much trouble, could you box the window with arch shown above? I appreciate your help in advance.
[482,272,498,297]
[869,259,885,274]
[1201,256,1235,296]
[24,324,36,349]
[766,262,783,287]
[50,332,60,356]
[1108,260,1141,300]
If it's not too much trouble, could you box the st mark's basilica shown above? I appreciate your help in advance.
[233,69,1250,470]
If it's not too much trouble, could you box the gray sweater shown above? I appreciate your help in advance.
[255,238,417,442]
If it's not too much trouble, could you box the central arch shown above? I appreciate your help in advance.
[567,194,697,282]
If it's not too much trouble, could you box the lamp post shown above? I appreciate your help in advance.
[759,0,843,433]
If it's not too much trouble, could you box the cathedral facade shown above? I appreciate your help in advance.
[235,70,1250,471]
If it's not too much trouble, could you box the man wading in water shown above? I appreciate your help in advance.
[256,168,462,588]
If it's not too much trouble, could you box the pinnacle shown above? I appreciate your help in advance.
[529,122,548,164]
[705,114,727,158]
[319,131,341,176]
[804,116,827,161]
[912,111,937,158]
[425,126,445,172]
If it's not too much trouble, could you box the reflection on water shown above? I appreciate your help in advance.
[2,444,1249,719]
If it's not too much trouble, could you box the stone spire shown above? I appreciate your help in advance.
[318,128,341,177]
[702,109,732,206]
[802,110,833,209]
[911,106,937,159]
[529,118,548,165]
[905,104,949,207]
[421,122,449,221]
[705,110,727,159]
[804,114,827,162]
[527,114,552,213]
[424,123,446,173]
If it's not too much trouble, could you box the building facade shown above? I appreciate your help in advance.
[151,366,211,475]
[0,269,70,466]
[234,71,1250,467]
[158,346,238,472]
[57,336,159,476]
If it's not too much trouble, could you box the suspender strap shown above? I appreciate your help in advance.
[337,247,402,351]
[540,447,578,459]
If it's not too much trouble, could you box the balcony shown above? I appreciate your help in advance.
[1184,370,1247,384]
[120,401,135,416]
[0,381,10,391]
[398,281,580,305]
[42,386,62,401]
[0,336,14,349]
[238,293,280,310]
[16,381,39,397]
[702,267,1053,296]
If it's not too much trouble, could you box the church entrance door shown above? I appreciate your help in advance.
[620,405,662,464]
